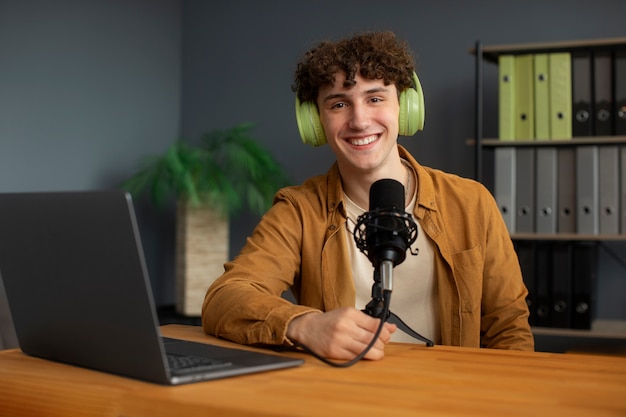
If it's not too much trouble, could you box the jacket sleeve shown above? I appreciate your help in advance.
[201,189,319,346]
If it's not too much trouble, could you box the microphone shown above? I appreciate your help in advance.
[353,178,433,347]
[353,178,418,292]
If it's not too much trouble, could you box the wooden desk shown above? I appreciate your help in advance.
[1,324,625,417]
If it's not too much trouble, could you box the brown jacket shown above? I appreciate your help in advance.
[202,145,534,350]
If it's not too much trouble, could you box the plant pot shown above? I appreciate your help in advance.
[175,200,228,316]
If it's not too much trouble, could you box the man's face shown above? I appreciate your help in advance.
[316,72,400,176]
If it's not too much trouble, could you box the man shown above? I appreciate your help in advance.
[202,31,534,361]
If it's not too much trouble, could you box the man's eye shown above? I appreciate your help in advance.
[331,102,346,109]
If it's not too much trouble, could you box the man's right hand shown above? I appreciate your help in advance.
[286,307,397,361]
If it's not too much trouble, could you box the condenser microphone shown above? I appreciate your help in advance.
[353,179,418,290]
[353,178,434,347]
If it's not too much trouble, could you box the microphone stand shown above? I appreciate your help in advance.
[363,263,434,347]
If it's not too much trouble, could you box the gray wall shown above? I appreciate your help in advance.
[0,0,182,305]
[1,1,625,322]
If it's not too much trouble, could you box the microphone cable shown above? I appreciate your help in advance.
[294,290,392,368]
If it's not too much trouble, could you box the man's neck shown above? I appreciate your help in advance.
[340,158,411,209]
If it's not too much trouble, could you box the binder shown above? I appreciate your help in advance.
[557,147,577,234]
[550,242,572,329]
[515,241,536,326]
[498,55,516,141]
[515,148,535,233]
[572,51,593,137]
[593,51,613,136]
[615,50,626,135]
[549,53,572,140]
[535,147,558,234]
[534,242,552,328]
[598,146,620,234]
[575,146,599,234]
[534,54,550,140]
[571,242,597,330]
[622,146,626,234]
[515,54,535,140]
[494,147,516,233]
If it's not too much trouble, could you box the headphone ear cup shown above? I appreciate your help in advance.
[398,72,425,136]
[295,96,327,146]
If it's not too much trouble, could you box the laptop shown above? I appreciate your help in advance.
[0,190,303,385]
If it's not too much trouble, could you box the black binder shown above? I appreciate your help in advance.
[572,51,593,137]
[571,242,598,330]
[615,49,626,135]
[515,241,536,326]
[593,50,614,136]
[534,242,552,328]
[550,242,572,329]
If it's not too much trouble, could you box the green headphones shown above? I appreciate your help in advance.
[295,72,425,147]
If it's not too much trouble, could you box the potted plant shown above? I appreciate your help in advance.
[122,122,290,316]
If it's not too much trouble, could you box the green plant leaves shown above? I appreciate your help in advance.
[121,123,290,216]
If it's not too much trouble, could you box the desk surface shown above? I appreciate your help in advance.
[0,324,625,417]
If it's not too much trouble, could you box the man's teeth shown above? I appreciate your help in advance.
[348,135,377,146]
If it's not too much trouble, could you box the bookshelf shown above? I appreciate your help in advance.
[471,38,626,351]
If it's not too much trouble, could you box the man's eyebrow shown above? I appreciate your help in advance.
[321,87,392,103]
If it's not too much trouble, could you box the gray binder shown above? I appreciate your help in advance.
[576,146,599,234]
[557,147,577,233]
[535,147,558,234]
[598,146,620,234]
[515,148,535,233]
[494,147,516,233]
[621,146,626,234]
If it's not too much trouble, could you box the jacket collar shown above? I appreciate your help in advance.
[324,144,439,216]
[398,145,438,214]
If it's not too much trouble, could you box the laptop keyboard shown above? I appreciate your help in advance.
[166,352,232,374]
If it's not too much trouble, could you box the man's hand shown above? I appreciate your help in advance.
[286,307,397,361]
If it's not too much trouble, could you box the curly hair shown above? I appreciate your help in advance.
[292,31,416,103]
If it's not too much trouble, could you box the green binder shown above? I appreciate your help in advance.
[549,52,572,140]
[498,55,516,141]
[534,54,550,140]
[515,54,535,140]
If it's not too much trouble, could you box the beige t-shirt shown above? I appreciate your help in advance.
[344,166,441,344]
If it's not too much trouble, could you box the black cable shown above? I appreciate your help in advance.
[295,291,392,368]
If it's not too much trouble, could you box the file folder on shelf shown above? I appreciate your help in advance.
[572,51,593,137]
[622,146,626,234]
[615,50,626,135]
[494,147,516,233]
[550,242,572,329]
[534,54,550,140]
[515,54,535,140]
[548,53,572,140]
[515,148,535,233]
[557,147,577,234]
[534,242,552,328]
[515,241,536,326]
[535,147,558,234]
[575,146,599,234]
[593,51,613,136]
[571,242,597,330]
[498,55,516,141]
[598,146,620,234]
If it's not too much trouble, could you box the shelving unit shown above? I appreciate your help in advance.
[471,38,626,353]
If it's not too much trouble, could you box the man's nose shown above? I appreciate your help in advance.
[348,103,371,130]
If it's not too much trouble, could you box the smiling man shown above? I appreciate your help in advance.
[202,32,534,361]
